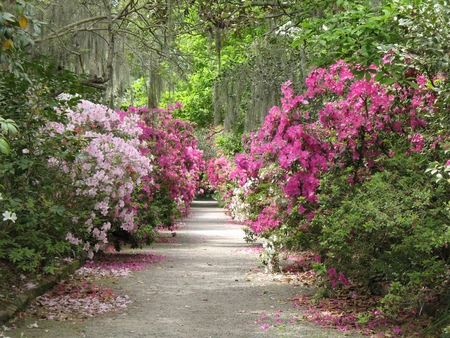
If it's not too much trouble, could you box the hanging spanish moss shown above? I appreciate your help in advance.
[214,64,248,134]
[31,0,179,108]
[213,32,305,134]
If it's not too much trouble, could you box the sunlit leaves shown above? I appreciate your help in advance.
[292,0,400,68]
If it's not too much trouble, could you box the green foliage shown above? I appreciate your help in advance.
[215,132,244,158]
[193,127,218,162]
[0,1,44,79]
[293,0,400,68]
[158,33,215,127]
[158,22,260,129]
[385,0,450,76]
[0,116,19,155]
[160,74,214,127]
[374,0,450,107]
[311,154,450,304]
[122,77,151,109]
[0,56,93,274]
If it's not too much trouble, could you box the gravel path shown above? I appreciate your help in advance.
[5,200,363,338]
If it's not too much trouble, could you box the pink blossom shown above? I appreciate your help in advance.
[45,99,204,258]
[339,272,350,286]
[392,326,402,334]
[409,133,424,152]
[298,205,306,214]
[66,232,82,245]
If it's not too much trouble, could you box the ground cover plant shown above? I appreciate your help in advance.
[206,57,450,335]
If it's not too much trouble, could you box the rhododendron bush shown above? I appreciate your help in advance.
[208,59,450,312]
[46,100,152,258]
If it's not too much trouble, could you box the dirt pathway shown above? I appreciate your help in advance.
[5,200,362,338]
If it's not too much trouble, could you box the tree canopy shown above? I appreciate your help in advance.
[4,0,443,133]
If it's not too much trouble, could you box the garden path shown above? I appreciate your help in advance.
[6,200,363,338]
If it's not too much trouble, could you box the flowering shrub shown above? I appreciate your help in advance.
[130,104,204,229]
[45,100,204,258]
[45,99,154,258]
[208,59,450,313]
[205,155,235,201]
[0,61,203,273]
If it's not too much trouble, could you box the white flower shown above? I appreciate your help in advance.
[22,148,29,154]
[3,210,17,223]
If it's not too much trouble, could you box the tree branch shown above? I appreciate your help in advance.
[35,15,108,43]
[35,1,154,43]
[81,78,108,91]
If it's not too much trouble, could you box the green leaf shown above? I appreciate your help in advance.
[0,138,10,155]
[352,70,365,80]
[0,118,19,135]
[1,12,15,23]
[380,77,396,85]
[292,39,302,48]
[374,72,384,82]
[406,80,420,89]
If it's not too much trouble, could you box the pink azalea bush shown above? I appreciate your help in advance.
[208,59,450,319]
[45,99,203,258]
[133,104,204,224]
[230,60,435,222]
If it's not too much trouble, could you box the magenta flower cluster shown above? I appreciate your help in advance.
[133,105,204,218]
[229,60,435,221]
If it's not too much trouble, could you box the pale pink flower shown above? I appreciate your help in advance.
[260,324,270,330]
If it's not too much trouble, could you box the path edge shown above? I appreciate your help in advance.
[0,259,84,325]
